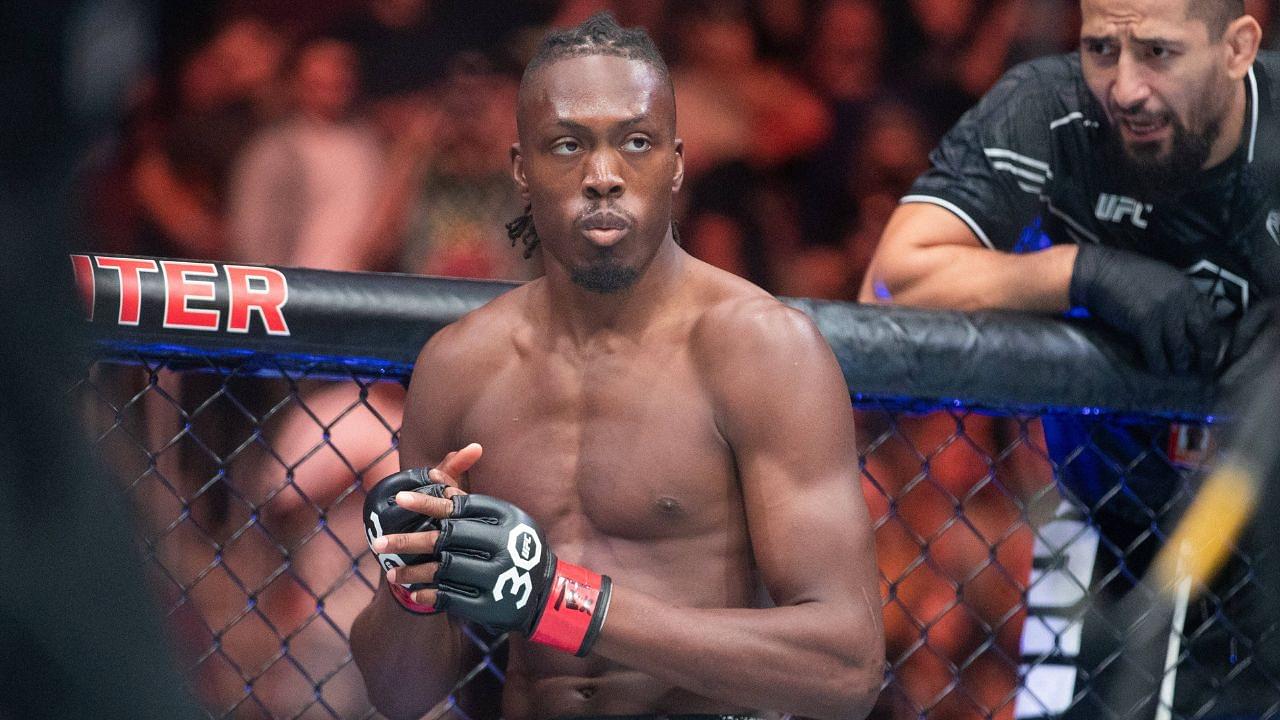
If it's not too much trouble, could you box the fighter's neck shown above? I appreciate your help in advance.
[541,237,689,345]
[1205,71,1250,170]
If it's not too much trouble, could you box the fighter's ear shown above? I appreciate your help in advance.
[511,143,530,201]
[1223,15,1262,81]
[671,138,685,194]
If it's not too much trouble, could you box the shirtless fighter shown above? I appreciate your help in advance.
[349,13,884,720]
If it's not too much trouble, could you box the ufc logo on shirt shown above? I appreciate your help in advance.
[1095,194,1153,229]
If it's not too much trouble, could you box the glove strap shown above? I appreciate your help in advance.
[388,581,441,615]
[528,559,612,657]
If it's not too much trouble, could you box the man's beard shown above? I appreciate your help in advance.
[570,258,640,294]
[1107,109,1220,199]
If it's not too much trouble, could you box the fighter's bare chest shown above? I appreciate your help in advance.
[454,346,737,541]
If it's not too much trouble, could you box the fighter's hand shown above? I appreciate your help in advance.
[1069,244,1223,375]
[393,492,613,657]
[363,464,465,614]
[432,442,483,489]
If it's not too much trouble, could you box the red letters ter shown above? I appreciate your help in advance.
[72,256,290,335]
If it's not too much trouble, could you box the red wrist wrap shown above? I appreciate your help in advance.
[528,560,612,657]
[388,581,439,615]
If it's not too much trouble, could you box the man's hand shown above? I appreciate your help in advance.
[1226,297,1280,367]
[364,468,448,613]
[1070,244,1222,374]
[363,445,481,613]
[379,482,613,657]
[1221,297,1280,391]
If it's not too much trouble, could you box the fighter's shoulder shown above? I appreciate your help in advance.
[411,282,534,381]
[689,271,828,372]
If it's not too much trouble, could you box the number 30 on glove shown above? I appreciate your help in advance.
[435,494,612,657]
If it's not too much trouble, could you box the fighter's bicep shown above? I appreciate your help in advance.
[713,310,875,605]
[400,327,469,471]
[738,449,875,608]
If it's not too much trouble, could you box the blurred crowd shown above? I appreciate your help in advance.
[73,1,1279,719]
[81,0,1277,296]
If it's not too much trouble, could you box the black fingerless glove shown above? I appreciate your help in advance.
[363,468,448,614]
[433,494,612,657]
[1226,296,1280,366]
[1070,244,1223,374]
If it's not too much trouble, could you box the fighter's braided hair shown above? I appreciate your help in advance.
[523,11,670,82]
[507,12,677,258]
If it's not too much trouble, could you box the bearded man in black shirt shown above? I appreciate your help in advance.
[862,1,1279,718]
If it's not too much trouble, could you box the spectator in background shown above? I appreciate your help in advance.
[1004,0,1083,65]
[399,55,535,280]
[325,52,534,282]
[93,15,284,260]
[342,0,461,101]
[227,36,387,271]
[891,0,1031,135]
[342,0,552,137]
[672,0,831,291]
[800,0,889,251]
[841,100,934,288]
[671,0,830,180]
[751,0,809,63]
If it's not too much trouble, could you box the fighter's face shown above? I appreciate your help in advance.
[1079,0,1234,185]
[512,55,683,294]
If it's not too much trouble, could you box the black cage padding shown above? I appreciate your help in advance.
[77,254,1213,419]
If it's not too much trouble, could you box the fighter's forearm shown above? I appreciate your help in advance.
[591,584,884,720]
[860,239,1077,312]
[350,583,468,720]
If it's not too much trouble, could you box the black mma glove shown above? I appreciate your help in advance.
[364,468,449,614]
[1225,296,1280,367]
[433,493,612,657]
[1070,244,1222,374]
[1220,297,1280,393]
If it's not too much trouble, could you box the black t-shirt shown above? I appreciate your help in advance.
[907,51,1280,318]
[903,52,1280,719]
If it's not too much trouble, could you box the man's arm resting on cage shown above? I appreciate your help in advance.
[858,202,1075,312]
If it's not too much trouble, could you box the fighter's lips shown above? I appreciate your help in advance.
[580,215,630,246]
[1119,115,1170,141]
[582,227,627,246]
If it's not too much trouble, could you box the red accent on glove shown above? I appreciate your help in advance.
[388,581,438,614]
[528,560,606,654]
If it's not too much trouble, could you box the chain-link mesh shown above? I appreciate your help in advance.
[75,352,1280,720]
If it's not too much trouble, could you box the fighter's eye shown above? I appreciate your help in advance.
[622,136,652,153]
[551,140,581,156]
[1149,45,1171,59]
